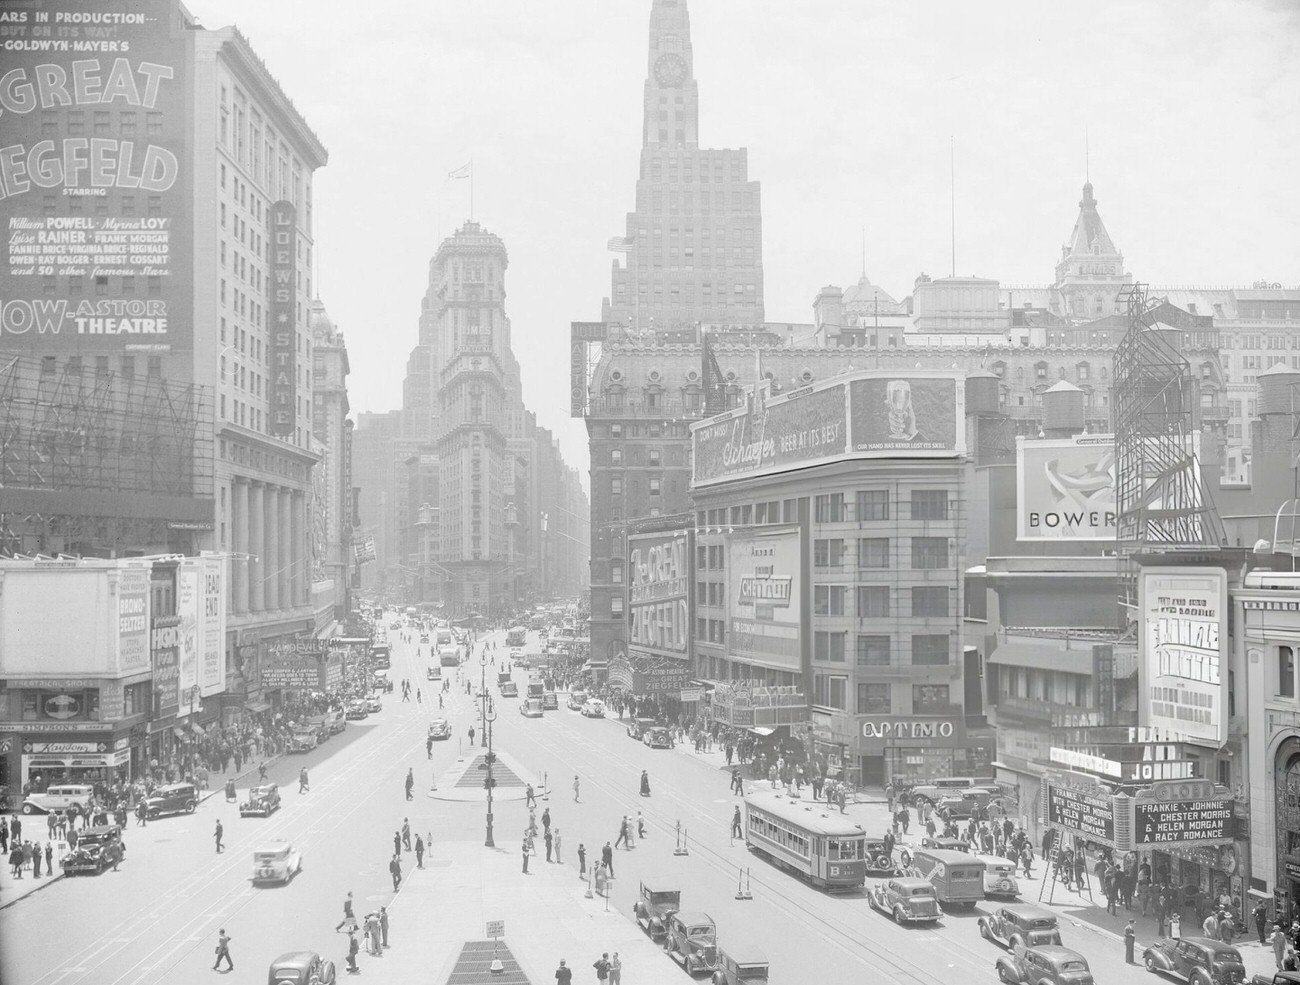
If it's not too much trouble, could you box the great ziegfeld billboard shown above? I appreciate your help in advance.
[1140,567,1228,747]
[0,0,192,352]
[727,527,802,674]
[1017,435,1117,541]
[692,370,963,487]
[626,531,691,693]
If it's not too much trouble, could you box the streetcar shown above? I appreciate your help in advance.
[742,790,867,892]
[505,625,527,648]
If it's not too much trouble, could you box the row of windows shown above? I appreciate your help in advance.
[647,190,757,215]
[813,679,952,715]
[41,109,163,137]
[814,537,951,571]
[810,585,950,619]
[747,814,810,858]
[815,631,951,666]
[814,490,950,523]
[38,354,161,379]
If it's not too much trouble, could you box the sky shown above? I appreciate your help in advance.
[186,0,1300,487]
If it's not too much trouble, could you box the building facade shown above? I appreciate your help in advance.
[309,299,353,618]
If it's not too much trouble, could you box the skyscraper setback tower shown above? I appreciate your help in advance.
[602,0,764,334]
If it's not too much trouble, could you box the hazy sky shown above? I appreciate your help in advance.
[186,0,1300,482]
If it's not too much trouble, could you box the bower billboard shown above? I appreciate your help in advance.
[691,370,964,488]
[726,527,802,673]
[1017,435,1117,541]
[1139,567,1228,747]
[0,0,192,353]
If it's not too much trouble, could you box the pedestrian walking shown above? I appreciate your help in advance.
[8,845,22,879]
[573,775,580,802]
[614,817,629,850]
[426,736,434,759]
[1274,924,1290,970]
[609,952,622,985]
[545,829,553,862]
[1170,912,1182,940]
[639,770,651,797]
[554,828,562,863]
[731,806,742,839]
[593,952,611,983]
[554,958,573,985]
[389,853,403,891]
[415,835,425,868]
[393,830,402,857]
[522,837,531,875]
[577,843,587,879]
[1256,902,1270,945]
[526,784,537,808]
[1125,919,1136,964]
[402,819,412,851]
[469,725,476,745]
[214,820,224,853]
[299,767,310,794]
[32,843,42,878]
[45,842,54,874]
[542,807,551,833]
[379,906,390,948]
[335,891,357,932]
[345,932,360,975]
[405,769,414,801]
[213,929,234,972]
[602,841,614,878]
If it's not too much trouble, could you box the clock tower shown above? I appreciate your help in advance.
[643,0,699,149]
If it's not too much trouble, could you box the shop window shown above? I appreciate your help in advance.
[857,683,890,714]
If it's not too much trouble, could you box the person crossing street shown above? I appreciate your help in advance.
[212,929,234,972]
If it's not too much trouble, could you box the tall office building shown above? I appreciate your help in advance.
[602,0,764,335]
[583,0,767,671]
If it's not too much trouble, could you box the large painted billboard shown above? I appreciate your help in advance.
[692,370,963,487]
[626,530,692,694]
[727,528,802,673]
[1017,435,1117,541]
[1140,567,1228,747]
[176,559,200,699]
[200,556,226,694]
[0,0,192,352]
[116,565,151,674]
[848,376,960,453]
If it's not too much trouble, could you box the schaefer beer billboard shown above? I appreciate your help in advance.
[727,527,802,674]
[0,0,192,353]
[692,370,963,488]
[626,530,692,693]
[1017,435,1117,541]
[1139,567,1228,747]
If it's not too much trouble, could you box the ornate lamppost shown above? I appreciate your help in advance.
[479,649,489,747]
[484,695,498,848]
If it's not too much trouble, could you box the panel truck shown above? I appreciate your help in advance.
[498,671,518,698]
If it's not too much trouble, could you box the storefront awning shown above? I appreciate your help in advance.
[171,726,186,740]
[244,700,271,714]
[189,722,205,735]
[987,640,1094,675]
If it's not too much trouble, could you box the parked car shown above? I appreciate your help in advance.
[364,695,383,713]
[978,904,1062,950]
[627,718,657,740]
[1142,937,1246,985]
[867,877,942,924]
[252,841,302,885]
[633,880,681,941]
[919,836,969,853]
[542,691,559,711]
[1253,975,1300,985]
[428,718,452,740]
[643,726,674,749]
[566,690,588,710]
[288,728,318,753]
[984,860,1022,899]
[239,784,282,818]
[144,781,199,819]
[61,824,125,875]
[710,945,769,985]
[996,945,1094,985]
[581,698,606,718]
[345,701,368,720]
[20,783,95,816]
[665,911,718,976]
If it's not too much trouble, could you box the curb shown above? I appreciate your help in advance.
[0,870,65,911]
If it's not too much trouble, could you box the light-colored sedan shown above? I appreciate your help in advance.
[252,841,302,885]
[581,698,606,718]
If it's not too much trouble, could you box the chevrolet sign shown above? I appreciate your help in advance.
[738,576,792,606]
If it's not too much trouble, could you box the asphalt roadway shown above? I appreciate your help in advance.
[0,623,1271,985]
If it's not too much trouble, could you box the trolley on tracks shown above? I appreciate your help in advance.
[742,790,867,892]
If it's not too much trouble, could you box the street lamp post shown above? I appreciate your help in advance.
[479,650,489,747]
[484,695,497,848]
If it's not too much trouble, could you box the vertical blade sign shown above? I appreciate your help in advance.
[270,201,297,436]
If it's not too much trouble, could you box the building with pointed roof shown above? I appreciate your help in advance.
[1051,181,1134,320]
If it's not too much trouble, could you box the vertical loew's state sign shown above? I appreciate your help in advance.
[0,0,192,352]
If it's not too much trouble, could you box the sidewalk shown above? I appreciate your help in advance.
[373,838,678,984]
[0,753,276,910]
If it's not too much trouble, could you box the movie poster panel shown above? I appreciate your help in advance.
[849,376,961,454]
[726,527,802,673]
[1140,567,1228,747]
[0,0,192,352]
[627,532,690,657]
[1017,435,1117,541]
[116,565,151,673]
[151,614,180,718]
[176,560,200,698]
[200,556,226,694]
[692,384,848,486]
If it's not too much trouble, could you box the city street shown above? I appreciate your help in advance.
[1,624,1271,985]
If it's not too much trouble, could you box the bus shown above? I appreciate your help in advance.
[435,628,452,647]
[438,646,460,668]
[529,614,545,631]
[370,644,391,670]
[506,626,527,648]
[742,790,867,892]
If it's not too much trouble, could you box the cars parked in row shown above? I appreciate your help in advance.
[978,905,1062,951]
[867,877,942,924]
[665,911,718,977]
[995,945,1094,985]
[581,698,605,718]
[288,728,318,753]
[1142,937,1246,985]
[345,700,368,720]
[566,690,588,711]
[634,880,681,942]
[643,726,674,749]
[626,718,657,741]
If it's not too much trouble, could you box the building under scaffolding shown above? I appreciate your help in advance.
[0,355,214,557]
